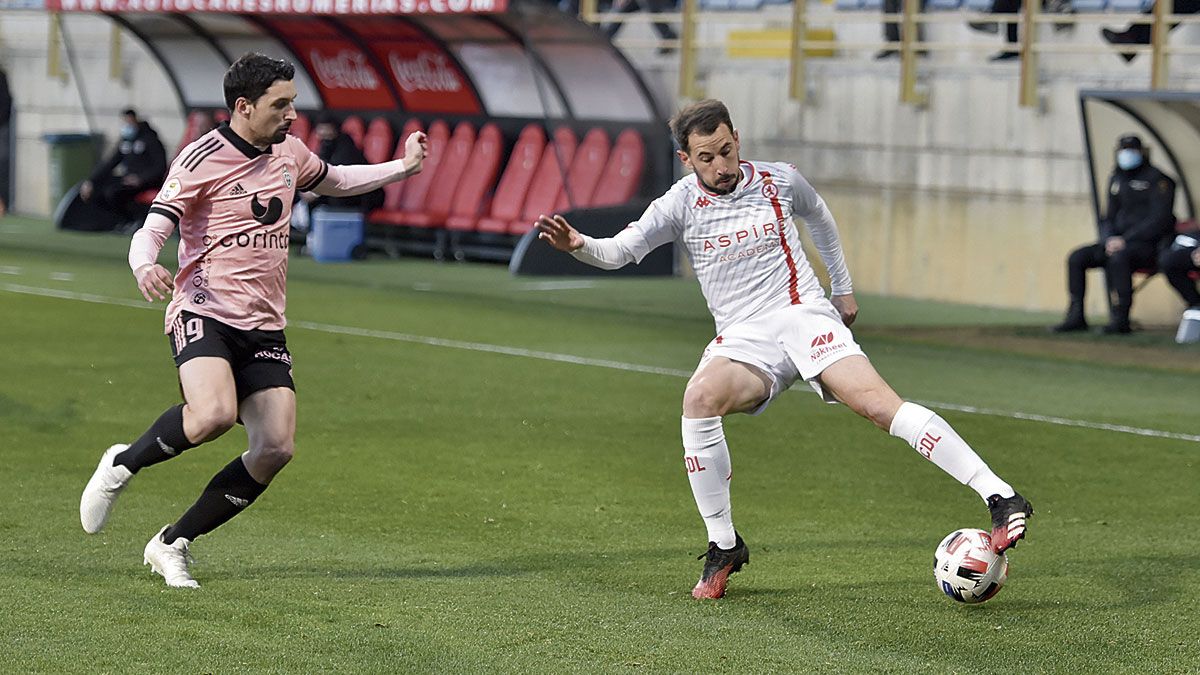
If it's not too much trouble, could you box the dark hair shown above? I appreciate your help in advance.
[121,108,138,119]
[223,53,295,110]
[669,99,734,153]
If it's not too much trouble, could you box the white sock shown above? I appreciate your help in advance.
[889,402,1014,502]
[682,416,736,549]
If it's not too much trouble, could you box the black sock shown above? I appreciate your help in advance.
[114,405,198,473]
[163,457,268,544]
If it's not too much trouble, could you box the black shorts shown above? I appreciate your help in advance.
[169,310,295,401]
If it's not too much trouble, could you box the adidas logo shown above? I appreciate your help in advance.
[225,494,250,508]
[229,182,247,196]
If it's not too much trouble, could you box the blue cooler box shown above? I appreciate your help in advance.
[308,208,364,262]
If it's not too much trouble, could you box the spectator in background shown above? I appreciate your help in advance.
[291,113,384,233]
[80,109,167,224]
[876,0,928,59]
[603,0,679,53]
[1052,134,1177,334]
[1158,221,1200,310]
[1101,0,1200,62]
[989,0,1022,61]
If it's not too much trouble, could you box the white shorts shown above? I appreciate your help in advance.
[694,300,866,415]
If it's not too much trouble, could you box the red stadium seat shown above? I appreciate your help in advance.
[436,123,503,232]
[401,121,476,229]
[289,113,311,146]
[178,110,209,150]
[590,129,645,207]
[362,117,394,165]
[214,109,230,124]
[555,128,610,212]
[133,189,158,206]
[372,119,450,226]
[473,124,547,234]
[501,127,578,236]
[370,118,424,224]
[341,116,366,149]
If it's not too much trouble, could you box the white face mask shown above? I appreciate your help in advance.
[1117,148,1142,171]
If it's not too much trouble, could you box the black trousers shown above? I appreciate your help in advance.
[1066,241,1158,320]
[883,0,927,43]
[93,179,143,220]
[1119,0,1200,43]
[992,0,1021,45]
[1157,245,1200,307]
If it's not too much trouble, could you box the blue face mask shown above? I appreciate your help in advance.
[120,123,137,140]
[1117,149,1142,171]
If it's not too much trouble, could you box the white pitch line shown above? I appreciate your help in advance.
[3,281,1198,444]
[513,280,599,291]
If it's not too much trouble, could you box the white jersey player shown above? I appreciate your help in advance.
[536,99,1032,600]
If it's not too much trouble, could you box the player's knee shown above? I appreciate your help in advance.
[255,441,294,471]
[682,382,726,418]
[853,389,901,430]
[187,401,237,439]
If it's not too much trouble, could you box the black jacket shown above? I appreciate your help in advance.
[89,121,167,189]
[1100,162,1176,247]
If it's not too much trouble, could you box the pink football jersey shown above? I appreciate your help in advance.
[149,124,327,333]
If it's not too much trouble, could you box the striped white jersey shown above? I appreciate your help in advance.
[573,160,852,334]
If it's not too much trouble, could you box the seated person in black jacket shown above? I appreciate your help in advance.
[1053,134,1176,334]
[293,114,384,232]
[79,108,167,223]
[1158,222,1200,310]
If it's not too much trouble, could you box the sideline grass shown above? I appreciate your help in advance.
[1,218,1197,672]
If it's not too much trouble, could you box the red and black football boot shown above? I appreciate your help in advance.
[987,492,1033,554]
[691,534,749,600]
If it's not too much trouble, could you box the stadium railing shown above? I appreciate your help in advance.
[575,0,1200,107]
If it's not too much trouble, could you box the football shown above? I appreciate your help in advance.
[933,528,1008,604]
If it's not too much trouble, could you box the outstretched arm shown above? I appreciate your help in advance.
[312,131,428,197]
[536,214,641,270]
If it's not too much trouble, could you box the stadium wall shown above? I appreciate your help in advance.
[0,13,185,218]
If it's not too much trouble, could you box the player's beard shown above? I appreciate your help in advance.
[269,125,289,145]
[703,173,738,195]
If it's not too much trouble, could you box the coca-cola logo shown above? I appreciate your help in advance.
[310,50,380,91]
[388,51,462,93]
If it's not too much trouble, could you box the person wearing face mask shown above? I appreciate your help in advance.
[79,108,167,225]
[1052,134,1177,334]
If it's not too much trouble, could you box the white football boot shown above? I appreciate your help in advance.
[143,525,200,589]
[80,444,134,534]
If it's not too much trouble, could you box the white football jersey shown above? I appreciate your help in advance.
[597,160,852,333]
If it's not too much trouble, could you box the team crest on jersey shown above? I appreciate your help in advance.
[282,167,294,189]
[159,178,182,201]
[761,183,779,199]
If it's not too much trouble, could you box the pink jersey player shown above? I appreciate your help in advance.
[81,53,428,589]
[536,99,1032,601]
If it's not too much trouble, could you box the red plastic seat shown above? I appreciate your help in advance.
[431,123,503,232]
[370,118,425,225]
[214,109,230,124]
[289,113,311,147]
[401,121,476,229]
[497,127,578,236]
[133,189,158,205]
[590,129,645,208]
[555,128,610,212]
[340,116,366,149]
[362,117,394,165]
[371,120,450,226]
[459,125,546,234]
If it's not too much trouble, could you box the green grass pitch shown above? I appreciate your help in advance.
[1,216,1197,673]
